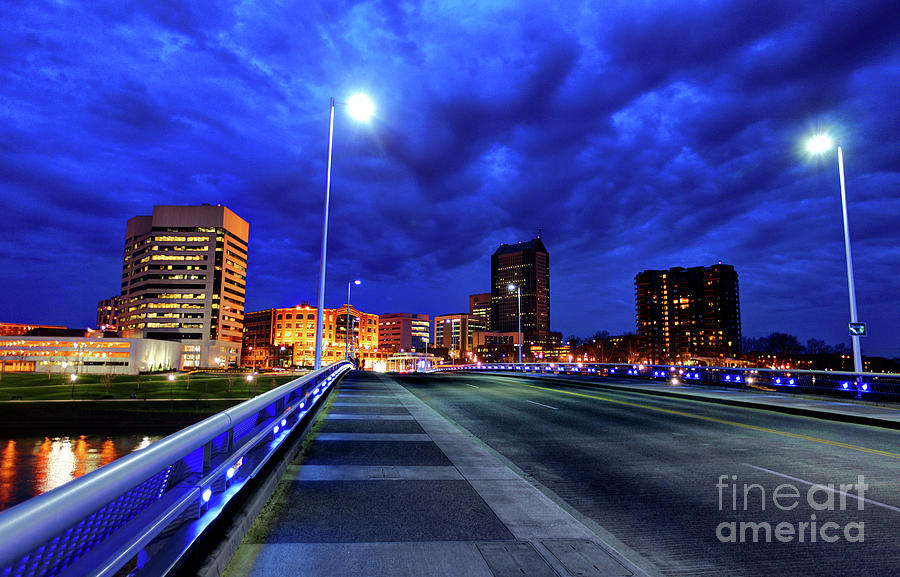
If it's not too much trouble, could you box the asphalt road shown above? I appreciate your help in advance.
[393,372,900,577]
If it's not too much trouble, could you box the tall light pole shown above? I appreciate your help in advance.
[806,134,863,377]
[346,279,361,359]
[315,94,374,369]
[508,284,522,363]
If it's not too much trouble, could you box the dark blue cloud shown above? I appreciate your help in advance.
[1,0,899,357]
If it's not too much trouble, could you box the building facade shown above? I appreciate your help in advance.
[118,205,249,369]
[635,264,741,364]
[490,238,550,349]
[96,296,120,330]
[378,313,431,353]
[433,313,486,363]
[0,336,181,375]
[469,293,492,330]
[241,304,381,368]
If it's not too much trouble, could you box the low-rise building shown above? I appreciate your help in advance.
[0,335,181,375]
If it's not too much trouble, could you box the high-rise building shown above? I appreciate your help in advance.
[434,313,486,363]
[378,313,431,352]
[469,293,492,330]
[96,296,120,329]
[241,304,381,368]
[490,238,549,348]
[635,263,741,364]
[119,205,249,368]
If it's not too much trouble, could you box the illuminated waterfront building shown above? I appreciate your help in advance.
[241,304,381,369]
[378,313,431,352]
[0,336,181,375]
[433,313,486,363]
[490,238,550,350]
[118,205,248,369]
[635,263,741,364]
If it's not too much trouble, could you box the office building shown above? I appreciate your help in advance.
[241,304,381,368]
[378,313,431,352]
[119,205,249,369]
[635,263,741,364]
[469,293,492,330]
[490,237,550,349]
[96,296,120,329]
[433,313,486,363]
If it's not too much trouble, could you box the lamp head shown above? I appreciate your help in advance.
[347,93,374,121]
[353,279,361,285]
[508,284,516,292]
[806,134,834,155]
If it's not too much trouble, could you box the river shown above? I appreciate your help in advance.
[0,434,164,511]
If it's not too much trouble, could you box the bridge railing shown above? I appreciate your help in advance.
[0,361,353,577]
[430,362,900,402]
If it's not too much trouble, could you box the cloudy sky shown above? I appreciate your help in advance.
[2,0,898,357]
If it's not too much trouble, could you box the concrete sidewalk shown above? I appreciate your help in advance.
[223,371,655,577]
[530,374,900,430]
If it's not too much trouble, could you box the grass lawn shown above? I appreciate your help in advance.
[0,372,304,402]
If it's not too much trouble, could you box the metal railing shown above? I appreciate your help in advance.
[431,362,900,402]
[0,361,353,577]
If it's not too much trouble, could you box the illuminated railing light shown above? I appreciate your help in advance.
[281,418,287,427]
[226,467,236,479]
[273,425,280,435]
[202,488,212,503]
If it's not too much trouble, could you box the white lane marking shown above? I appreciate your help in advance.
[743,463,900,514]
[465,384,479,388]
[526,400,559,410]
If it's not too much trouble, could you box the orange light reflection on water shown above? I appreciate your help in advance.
[0,440,16,509]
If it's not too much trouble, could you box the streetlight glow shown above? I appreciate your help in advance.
[807,134,833,155]
[347,93,375,121]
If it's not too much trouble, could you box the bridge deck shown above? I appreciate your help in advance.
[223,371,643,577]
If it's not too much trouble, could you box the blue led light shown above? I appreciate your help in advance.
[299,401,305,409]
[735,376,742,382]
[725,375,731,381]
[789,378,796,385]
[775,378,782,385]
[273,425,280,435]
[841,381,850,390]
[202,488,212,502]
[861,383,870,392]
[226,467,235,479]
[281,418,287,427]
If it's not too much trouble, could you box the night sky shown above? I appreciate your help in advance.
[2,1,899,357]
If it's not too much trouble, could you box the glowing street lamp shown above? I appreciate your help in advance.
[508,284,522,363]
[316,93,375,369]
[806,134,863,378]
[346,279,361,360]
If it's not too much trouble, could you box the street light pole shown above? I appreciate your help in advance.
[807,135,864,378]
[346,279,360,359]
[315,95,374,370]
[836,144,863,376]
[315,98,336,371]
[508,284,522,363]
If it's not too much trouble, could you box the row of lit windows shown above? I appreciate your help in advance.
[0,340,130,349]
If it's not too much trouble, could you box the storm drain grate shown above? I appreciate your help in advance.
[542,540,633,577]
[476,541,559,576]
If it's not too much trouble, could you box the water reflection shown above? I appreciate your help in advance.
[0,434,161,511]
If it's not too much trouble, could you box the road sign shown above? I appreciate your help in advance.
[849,322,867,337]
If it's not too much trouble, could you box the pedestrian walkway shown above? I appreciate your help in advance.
[224,371,651,577]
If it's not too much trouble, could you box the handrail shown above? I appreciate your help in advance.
[0,361,353,577]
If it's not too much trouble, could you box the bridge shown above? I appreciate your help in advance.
[1,363,899,576]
